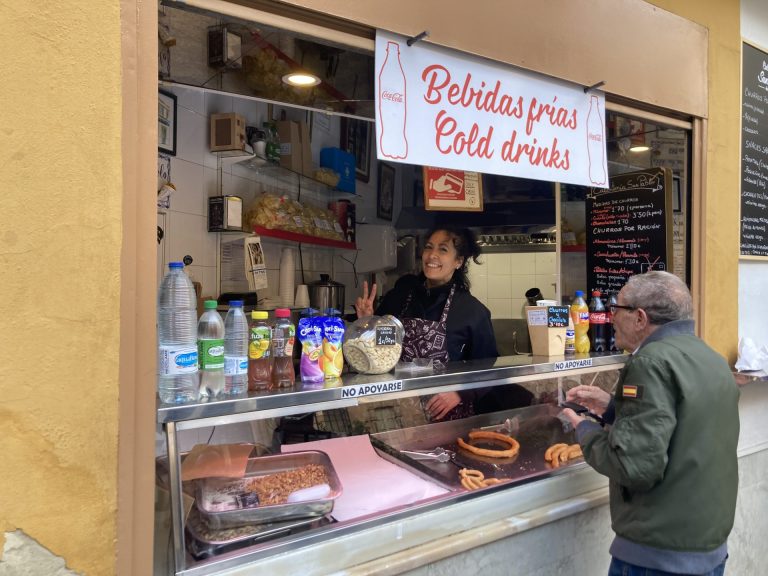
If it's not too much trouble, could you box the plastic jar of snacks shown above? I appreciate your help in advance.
[342,315,404,374]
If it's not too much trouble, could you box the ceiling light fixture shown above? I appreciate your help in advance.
[282,72,321,87]
[629,144,650,153]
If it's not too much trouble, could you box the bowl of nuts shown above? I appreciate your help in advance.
[342,315,404,374]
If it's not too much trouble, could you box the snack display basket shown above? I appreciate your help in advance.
[195,450,342,529]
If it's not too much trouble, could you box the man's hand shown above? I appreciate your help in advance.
[560,407,586,430]
[566,385,611,416]
[354,281,377,319]
[425,392,461,420]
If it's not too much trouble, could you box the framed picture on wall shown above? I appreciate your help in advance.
[378,162,395,221]
[158,90,177,156]
[340,117,372,183]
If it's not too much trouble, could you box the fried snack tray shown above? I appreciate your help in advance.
[195,450,342,530]
[370,403,582,490]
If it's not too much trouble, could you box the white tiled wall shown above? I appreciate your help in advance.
[158,84,562,317]
[158,84,395,313]
[468,252,558,319]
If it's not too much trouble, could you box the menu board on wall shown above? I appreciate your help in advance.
[586,167,673,294]
[741,42,768,257]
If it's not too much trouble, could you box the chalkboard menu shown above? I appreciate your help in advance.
[586,167,673,294]
[740,42,768,257]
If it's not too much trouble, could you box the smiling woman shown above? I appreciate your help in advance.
[354,227,501,420]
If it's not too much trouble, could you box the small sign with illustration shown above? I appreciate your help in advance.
[423,166,483,211]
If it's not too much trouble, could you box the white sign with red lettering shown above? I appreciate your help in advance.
[375,30,608,187]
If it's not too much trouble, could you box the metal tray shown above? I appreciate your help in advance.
[370,403,583,490]
[185,504,333,560]
[195,450,342,529]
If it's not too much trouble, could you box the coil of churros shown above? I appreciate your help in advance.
[456,430,520,459]
[458,468,507,490]
[544,443,583,468]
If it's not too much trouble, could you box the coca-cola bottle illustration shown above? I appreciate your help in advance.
[586,94,606,185]
[378,41,408,159]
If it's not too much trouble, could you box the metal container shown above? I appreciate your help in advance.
[308,274,345,313]
[185,505,332,559]
[370,404,583,490]
[195,450,342,529]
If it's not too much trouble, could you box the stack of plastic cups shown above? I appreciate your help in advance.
[278,247,295,307]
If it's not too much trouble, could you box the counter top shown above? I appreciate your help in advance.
[157,352,628,425]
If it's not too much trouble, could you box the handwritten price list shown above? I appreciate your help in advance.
[586,168,671,294]
[741,42,768,257]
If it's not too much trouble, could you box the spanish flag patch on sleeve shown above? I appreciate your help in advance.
[622,384,643,399]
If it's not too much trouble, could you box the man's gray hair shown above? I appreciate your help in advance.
[623,271,693,325]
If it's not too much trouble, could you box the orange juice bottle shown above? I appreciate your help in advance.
[571,291,591,353]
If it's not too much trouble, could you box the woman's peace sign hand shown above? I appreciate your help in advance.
[354,281,377,319]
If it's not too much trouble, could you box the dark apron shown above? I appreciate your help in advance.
[400,284,473,421]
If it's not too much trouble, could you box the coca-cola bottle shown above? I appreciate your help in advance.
[588,290,609,352]
[378,41,408,159]
[587,95,606,185]
[608,292,618,351]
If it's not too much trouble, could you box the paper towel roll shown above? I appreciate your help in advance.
[279,248,295,307]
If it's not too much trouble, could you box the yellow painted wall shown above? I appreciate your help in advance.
[0,1,123,574]
[649,0,742,362]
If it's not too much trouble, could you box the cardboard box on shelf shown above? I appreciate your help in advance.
[276,120,313,176]
[210,113,247,152]
[525,305,569,356]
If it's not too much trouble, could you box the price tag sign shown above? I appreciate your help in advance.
[375,325,397,345]
[547,306,570,327]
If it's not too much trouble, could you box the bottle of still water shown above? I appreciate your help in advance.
[198,300,225,398]
[224,300,249,396]
[157,262,199,404]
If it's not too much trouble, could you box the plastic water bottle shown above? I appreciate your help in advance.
[198,300,225,398]
[157,262,199,404]
[224,300,249,396]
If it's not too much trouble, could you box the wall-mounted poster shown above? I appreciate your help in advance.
[422,167,483,211]
[740,41,768,258]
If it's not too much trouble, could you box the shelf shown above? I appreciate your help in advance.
[254,226,356,250]
[561,244,586,253]
[222,152,359,197]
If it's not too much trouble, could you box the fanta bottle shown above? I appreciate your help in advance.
[571,290,591,353]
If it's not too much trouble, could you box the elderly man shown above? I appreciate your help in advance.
[562,271,739,576]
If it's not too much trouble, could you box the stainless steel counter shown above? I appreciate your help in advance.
[159,352,628,575]
[158,352,628,426]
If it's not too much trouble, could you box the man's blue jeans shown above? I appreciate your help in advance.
[608,557,727,576]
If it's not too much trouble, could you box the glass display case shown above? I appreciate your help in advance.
[157,352,628,575]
